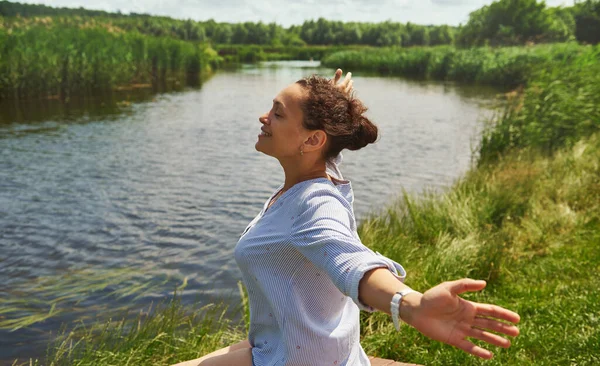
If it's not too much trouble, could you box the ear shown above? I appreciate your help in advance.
[303,130,327,152]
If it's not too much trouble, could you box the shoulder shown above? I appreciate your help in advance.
[288,180,357,235]
[293,180,353,215]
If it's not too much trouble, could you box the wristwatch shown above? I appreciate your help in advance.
[391,288,419,331]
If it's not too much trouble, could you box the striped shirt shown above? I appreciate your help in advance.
[234,156,407,366]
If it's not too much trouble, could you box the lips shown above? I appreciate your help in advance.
[260,127,272,137]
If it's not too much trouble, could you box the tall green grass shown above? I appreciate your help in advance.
[0,268,187,332]
[358,133,600,365]
[479,44,600,162]
[0,24,221,100]
[322,43,595,89]
[13,296,246,366]
[4,268,246,366]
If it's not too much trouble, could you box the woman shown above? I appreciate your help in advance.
[178,69,520,366]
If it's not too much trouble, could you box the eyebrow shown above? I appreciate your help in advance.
[272,99,286,109]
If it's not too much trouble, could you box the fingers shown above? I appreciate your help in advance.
[343,71,352,85]
[468,327,511,348]
[476,303,521,324]
[473,316,520,337]
[455,339,493,360]
[446,278,487,295]
[456,320,518,359]
[345,79,353,94]
[333,68,342,84]
[332,69,353,94]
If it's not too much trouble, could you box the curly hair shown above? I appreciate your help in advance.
[295,75,378,160]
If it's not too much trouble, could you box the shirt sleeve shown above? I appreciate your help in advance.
[288,187,407,312]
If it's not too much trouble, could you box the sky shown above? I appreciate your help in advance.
[14,0,576,27]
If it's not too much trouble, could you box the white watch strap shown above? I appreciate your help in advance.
[391,289,418,331]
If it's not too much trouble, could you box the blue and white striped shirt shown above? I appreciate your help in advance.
[234,157,407,366]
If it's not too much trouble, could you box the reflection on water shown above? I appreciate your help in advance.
[0,61,497,364]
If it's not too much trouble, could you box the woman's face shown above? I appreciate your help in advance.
[255,83,309,159]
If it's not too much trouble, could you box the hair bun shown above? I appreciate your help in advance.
[296,75,378,159]
[349,115,378,151]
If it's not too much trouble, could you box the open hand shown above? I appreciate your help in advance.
[331,68,353,95]
[405,279,520,359]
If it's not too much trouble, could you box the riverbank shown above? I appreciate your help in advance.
[213,44,368,63]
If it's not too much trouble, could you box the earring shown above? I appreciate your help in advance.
[300,148,304,156]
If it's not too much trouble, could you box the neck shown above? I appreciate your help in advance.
[279,156,329,191]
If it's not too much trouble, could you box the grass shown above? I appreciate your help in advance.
[4,268,245,366]
[479,44,600,163]
[358,134,600,365]
[18,297,246,366]
[0,23,221,100]
[0,268,187,332]
[322,43,599,89]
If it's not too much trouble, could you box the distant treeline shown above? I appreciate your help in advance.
[2,0,599,47]
[457,0,600,46]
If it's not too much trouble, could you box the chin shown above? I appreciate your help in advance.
[255,146,275,159]
[255,143,267,155]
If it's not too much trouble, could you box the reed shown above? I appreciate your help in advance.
[479,44,600,162]
[321,43,593,89]
[0,24,221,100]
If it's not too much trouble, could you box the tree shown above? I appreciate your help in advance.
[429,25,455,46]
[456,0,574,46]
[212,24,233,44]
[406,23,430,46]
[231,24,248,44]
[574,0,600,44]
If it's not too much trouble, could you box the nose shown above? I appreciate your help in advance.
[259,112,270,125]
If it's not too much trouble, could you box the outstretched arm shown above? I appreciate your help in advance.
[358,267,520,360]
